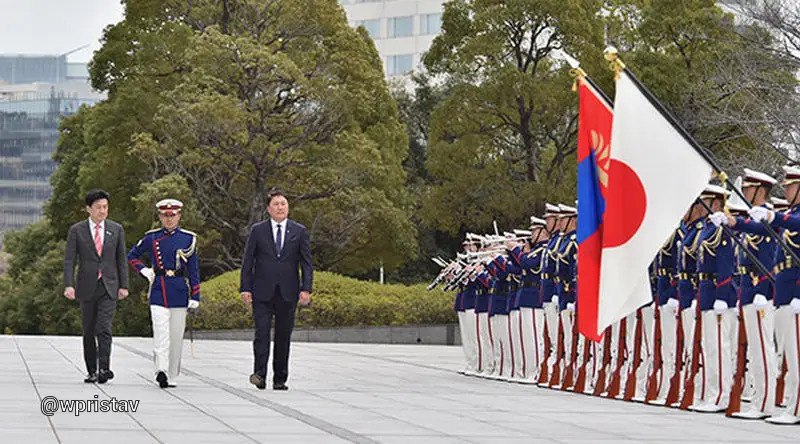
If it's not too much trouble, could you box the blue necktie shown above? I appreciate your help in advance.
[275,224,283,257]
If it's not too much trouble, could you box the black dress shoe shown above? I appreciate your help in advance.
[97,369,114,384]
[273,382,289,391]
[84,373,98,383]
[156,371,169,389]
[249,373,266,390]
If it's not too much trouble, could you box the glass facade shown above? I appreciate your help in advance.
[386,54,414,76]
[355,19,381,38]
[387,16,413,38]
[420,13,442,35]
[0,90,99,246]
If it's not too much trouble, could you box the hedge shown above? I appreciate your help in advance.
[193,270,457,330]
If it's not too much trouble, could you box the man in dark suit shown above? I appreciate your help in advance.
[240,189,313,390]
[63,189,129,383]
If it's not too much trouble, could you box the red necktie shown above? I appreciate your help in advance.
[94,223,103,279]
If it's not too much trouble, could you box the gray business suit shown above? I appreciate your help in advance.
[63,219,129,374]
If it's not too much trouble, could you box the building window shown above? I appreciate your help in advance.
[387,16,413,38]
[386,54,414,76]
[420,13,442,35]
[355,19,381,39]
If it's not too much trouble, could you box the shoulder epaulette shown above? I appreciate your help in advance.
[179,228,198,237]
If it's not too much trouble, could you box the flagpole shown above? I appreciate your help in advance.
[604,47,800,271]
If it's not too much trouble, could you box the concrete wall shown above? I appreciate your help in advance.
[192,324,462,346]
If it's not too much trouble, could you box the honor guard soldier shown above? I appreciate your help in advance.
[540,203,564,385]
[127,199,201,388]
[457,239,480,376]
[517,216,549,382]
[474,264,494,376]
[554,204,578,389]
[649,222,684,404]
[692,185,736,413]
[713,168,779,419]
[488,244,518,380]
[745,164,800,425]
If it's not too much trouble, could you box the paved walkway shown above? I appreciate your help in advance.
[0,335,796,443]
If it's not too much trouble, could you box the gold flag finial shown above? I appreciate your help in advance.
[604,46,625,80]
[569,67,587,91]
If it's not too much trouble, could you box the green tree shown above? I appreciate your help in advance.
[55,0,417,276]
[421,0,608,235]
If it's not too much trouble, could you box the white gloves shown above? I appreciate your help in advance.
[666,298,680,313]
[753,294,770,310]
[791,298,800,314]
[748,206,774,223]
[690,299,697,312]
[140,267,155,283]
[551,295,559,306]
[713,299,729,315]
[709,212,728,227]
[188,300,200,310]
[566,302,576,312]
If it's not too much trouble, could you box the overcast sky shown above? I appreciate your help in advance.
[0,0,124,62]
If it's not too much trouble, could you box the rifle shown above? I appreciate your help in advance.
[776,355,788,407]
[606,317,627,399]
[679,292,703,410]
[645,305,664,403]
[573,332,592,394]
[725,296,748,416]
[547,315,565,387]
[623,308,645,400]
[665,311,685,406]
[561,312,579,391]
[538,320,551,384]
[593,327,612,396]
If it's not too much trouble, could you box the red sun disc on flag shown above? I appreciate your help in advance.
[603,159,646,248]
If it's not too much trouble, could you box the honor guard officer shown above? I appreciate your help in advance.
[128,199,201,388]
[456,239,480,376]
[713,168,779,419]
[746,164,800,425]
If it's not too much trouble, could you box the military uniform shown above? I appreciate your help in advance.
[541,205,564,384]
[692,185,736,412]
[516,217,549,382]
[747,165,800,424]
[127,199,200,388]
[650,225,684,403]
[555,205,578,388]
[474,268,494,375]
[722,169,779,419]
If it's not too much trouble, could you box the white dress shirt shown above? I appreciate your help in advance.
[271,218,286,251]
[88,218,106,249]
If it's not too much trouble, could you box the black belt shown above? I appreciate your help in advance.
[522,281,538,288]
[656,268,672,277]
[774,259,797,274]
[154,268,186,277]
[678,272,696,281]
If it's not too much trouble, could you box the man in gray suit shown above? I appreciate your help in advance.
[63,189,129,383]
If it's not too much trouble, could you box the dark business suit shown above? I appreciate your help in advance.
[63,219,128,374]
[240,218,313,384]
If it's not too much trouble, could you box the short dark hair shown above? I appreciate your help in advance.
[267,188,287,205]
[85,189,110,207]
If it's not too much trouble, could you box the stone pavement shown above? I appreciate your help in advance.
[0,335,796,443]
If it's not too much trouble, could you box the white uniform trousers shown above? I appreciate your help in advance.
[739,304,777,415]
[699,308,736,409]
[490,314,513,378]
[509,309,524,379]
[771,307,800,420]
[528,308,546,381]
[655,305,678,401]
[679,306,702,404]
[512,308,539,380]
[560,310,575,387]
[635,306,655,399]
[543,301,560,377]
[458,309,479,373]
[476,311,494,374]
[150,305,187,378]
